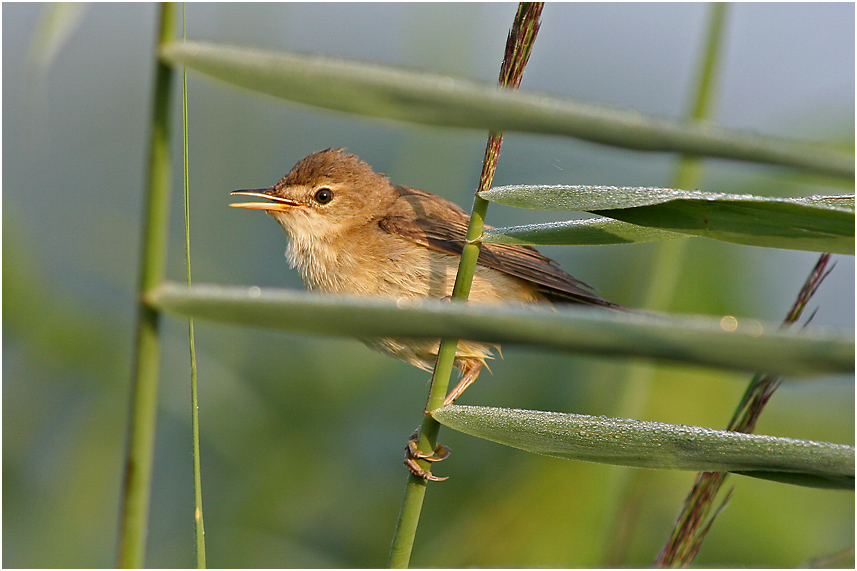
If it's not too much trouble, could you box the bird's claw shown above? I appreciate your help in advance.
[404,432,451,481]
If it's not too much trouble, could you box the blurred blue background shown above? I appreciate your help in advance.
[4,3,854,567]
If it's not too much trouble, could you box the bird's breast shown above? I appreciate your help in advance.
[284,224,540,303]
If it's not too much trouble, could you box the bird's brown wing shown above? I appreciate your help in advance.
[379,185,619,307]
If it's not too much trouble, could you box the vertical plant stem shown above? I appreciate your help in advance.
[600,3,729,566]
[388,4,543,568]
[117,3,176,567]
[654,253,835,567]
[181,5,207,568]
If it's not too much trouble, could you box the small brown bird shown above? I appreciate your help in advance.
[232,148,621,479]
[231,148,619,406]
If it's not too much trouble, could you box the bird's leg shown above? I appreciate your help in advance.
[403,358,482,481]
[443,359,483,407]
[404,428,451,481]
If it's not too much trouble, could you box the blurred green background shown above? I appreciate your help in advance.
[3,3,854,568]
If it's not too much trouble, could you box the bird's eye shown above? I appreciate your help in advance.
[314,188,334,204]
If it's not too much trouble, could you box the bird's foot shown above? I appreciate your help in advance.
[404,430,451,481]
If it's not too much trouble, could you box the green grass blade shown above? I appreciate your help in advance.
[180,6,206,567]
[145,283,853,378]
[157,40,853,180]
[479,184,855,213]
[479,186,855,254]
[481,218,686,246]
[431,405,854,489]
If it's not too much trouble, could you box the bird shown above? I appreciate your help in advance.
[231,148,620,478]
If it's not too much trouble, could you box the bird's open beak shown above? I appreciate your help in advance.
[230,188,301,212]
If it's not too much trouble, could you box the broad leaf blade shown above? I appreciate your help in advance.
[146,282,853,377]
[432,405,855,489]
[157,41,853,179]
[481,218,686,246]
[479,186,855,254]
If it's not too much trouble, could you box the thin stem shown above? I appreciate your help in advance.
[117,3,176,567]
[654,254,834,567]
[181,4,207,568]
[387,3,543,567]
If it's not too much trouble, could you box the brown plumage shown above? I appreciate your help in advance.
[231,148,619,404]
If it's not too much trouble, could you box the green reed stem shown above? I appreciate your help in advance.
[387,3,543,568]
[117,3,176,567]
